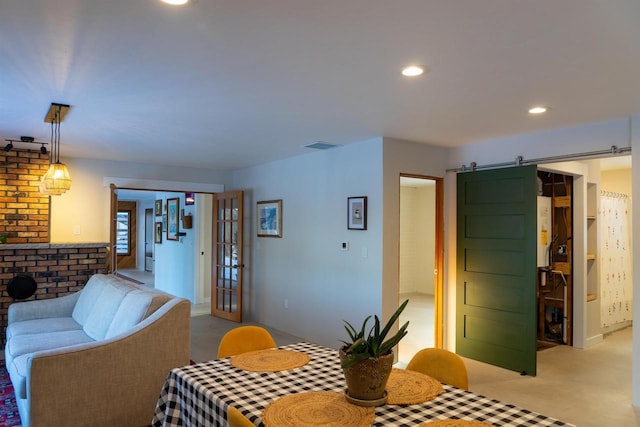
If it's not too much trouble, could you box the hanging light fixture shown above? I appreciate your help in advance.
[40,103,72,195]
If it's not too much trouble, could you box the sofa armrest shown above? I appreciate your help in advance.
[26,297,190,427]
[8,292,80,324]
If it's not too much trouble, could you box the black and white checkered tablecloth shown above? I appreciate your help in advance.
[152,342,573,427]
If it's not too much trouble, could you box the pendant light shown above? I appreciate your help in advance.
[40,103,71,195]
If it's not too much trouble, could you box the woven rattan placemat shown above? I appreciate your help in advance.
[419,420,494,427]
[230,349,311,372]
[262,391,375,427]
[386,368,444,405]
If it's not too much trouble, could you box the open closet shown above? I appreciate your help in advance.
[537,172,573,346]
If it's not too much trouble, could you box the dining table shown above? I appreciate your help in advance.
[151,342,574,427]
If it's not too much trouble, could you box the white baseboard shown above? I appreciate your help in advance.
[584,334,604,348]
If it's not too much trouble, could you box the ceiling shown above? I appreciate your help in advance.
[1,1,639,171]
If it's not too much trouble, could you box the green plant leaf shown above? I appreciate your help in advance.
[379,320,409,354]
[378,299,408,343]
[340,299,410,363]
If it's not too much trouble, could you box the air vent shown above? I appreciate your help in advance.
[304,141,340,150]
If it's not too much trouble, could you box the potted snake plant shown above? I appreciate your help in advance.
[339,299,409,405]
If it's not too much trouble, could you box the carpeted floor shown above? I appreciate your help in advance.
[0,362,20,426]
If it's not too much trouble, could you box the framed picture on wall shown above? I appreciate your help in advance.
[155,200,162,216]
[185,192,195,205]
[347,196,367,230]
[167,197,179,241]
[154,221,163,244]
[257,199,282,237]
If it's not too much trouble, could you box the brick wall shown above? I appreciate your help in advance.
[0,243,108,344]
[0,148,50,243]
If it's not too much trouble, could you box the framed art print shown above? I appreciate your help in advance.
[167,197,179,241]
[347,196,367,230]
[257,199,282,237]
[154,221,163,243]
[155,200,162,216]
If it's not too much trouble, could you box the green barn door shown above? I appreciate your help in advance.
[457,165,538,376]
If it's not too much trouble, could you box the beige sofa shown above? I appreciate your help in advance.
[4,274,191,427]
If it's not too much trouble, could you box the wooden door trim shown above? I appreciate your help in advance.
[109,184,117,273]
[434,177,444,348]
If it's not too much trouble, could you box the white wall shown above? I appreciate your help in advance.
[232,138,385,348]
[381,138,447,340]
[601,168,632,195]
[50,157,231,243]
[231,136,447,349]
[154,192,197,302]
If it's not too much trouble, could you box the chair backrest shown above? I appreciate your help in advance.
[227,406,254,427]
[217,325,277,358]
[406,348,469,390]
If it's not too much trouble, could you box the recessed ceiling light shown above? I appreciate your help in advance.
[528,106,548,114]
[161,0,189,5]
[402,66,426,77]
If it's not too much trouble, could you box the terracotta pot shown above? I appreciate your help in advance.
[339,348,394,402]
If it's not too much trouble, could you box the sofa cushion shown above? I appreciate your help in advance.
[6,317,82,340]
[105,290,170,339]
[82,279,136,341]
[71,274,112,325]
[72,274,137,326]
[5,330,94,362]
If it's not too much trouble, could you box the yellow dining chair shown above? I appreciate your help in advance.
[217,325,277,358]
[406,348,469,390]
[227,406,254,427]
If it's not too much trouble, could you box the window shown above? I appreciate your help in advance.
[116,210,131,255]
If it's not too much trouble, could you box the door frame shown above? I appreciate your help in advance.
[399,173,444,348]
[108,181,220,296]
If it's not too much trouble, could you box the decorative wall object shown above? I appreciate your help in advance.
[600,191,632,327]
[347,196,367,230]
[167,198,179,240]
[185,192,195,205]
[257,199,282,237]
[182,211,193,229]
[155,200,162,216]
[154,221,163,243]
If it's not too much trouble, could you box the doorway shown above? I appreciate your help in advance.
[398,174,443,366]
[109,187,214,297]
